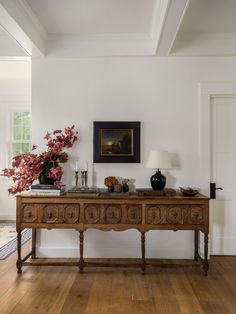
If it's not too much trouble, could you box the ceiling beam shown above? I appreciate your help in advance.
[151,0,190,56]
[0,0,46,57]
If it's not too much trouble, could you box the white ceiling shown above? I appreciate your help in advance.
[173,0,236,56]
[180,0,236,33]
[1,0,236,57]
[26,0,154,35]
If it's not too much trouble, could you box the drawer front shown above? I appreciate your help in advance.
[64,205,80,223]
[146,205,205,225]
[84,204,102,224]
[146,205,162,224]
[22,204,38,223]
[84,204,142,224]
[167,206,183,224]
[189,206,204,224]
[105,205,122,224]
[43,205,63,223]
[126,205,142,224]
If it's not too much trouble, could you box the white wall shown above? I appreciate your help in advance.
[0,60,31,220]
[32,56,236,259]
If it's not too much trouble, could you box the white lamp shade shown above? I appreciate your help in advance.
[146,150,171,169]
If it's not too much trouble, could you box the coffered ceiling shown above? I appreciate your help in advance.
[180,0,236,33]
[173,0,236,56]
[26,0,154,35]
[0,0,236,57]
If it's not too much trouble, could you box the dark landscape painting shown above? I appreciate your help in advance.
[93,121,140,163]
[100,128,133,156]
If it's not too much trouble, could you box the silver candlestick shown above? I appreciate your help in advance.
[84,171,88,189]
[75,171,79,187]
[81,170,88,190]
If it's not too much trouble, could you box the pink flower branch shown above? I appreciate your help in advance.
[1,125,78,195]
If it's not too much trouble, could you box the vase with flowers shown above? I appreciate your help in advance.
[1,125,78,195]
[122,178,130,193]
[104,176,119,193]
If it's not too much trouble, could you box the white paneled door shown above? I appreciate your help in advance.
[211,96,236,255]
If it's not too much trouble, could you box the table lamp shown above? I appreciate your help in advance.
[146,150,171,190]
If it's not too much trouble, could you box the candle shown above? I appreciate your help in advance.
[75,161,78,171]
[85,161,88,171]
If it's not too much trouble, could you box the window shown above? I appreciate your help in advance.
[11,111,32,158]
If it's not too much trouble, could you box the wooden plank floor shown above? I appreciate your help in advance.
[0,242,236,314]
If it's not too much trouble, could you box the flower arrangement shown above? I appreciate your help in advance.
[1,125,78,195]
[104,176,119,187]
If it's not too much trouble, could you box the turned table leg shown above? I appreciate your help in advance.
[194,230,199,261]
[141,232,146,274]
[32,228,36,259]
[203,232,209,276]
[16,230,22,274]
[79,231,85,273]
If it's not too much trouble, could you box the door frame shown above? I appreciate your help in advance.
[199,82,236,195]
[199,82,236,255]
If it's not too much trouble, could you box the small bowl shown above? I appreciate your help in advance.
[180,187,198,196]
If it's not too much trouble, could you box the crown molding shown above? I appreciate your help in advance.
[46,33,155,57]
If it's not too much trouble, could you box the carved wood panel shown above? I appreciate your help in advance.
[42,205,62,223]
[167,206,182,224]
[189,206,204,224]
[146,205,162,224]
[127,205,142,224]
[105,205,122,224]
[64,205,80,223]
[18,195,209,231]
[84,204,101,224]
[22,204,38,223]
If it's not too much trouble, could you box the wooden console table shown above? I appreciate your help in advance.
[16,193,209,275]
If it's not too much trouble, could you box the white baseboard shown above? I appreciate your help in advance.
[36,246,194,259]
[0,214,15,221]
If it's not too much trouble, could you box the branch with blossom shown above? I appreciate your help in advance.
[1,125,78,195]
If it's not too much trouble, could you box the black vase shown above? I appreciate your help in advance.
[39,161,57,185]
[122,183,129,193]
[108,185,114,193]
[150,169,166,190]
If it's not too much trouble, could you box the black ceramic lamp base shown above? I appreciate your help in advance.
[150,169,166,190]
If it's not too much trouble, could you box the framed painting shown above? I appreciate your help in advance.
[93,121,141,163]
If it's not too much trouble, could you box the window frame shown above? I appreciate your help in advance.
[7,109,32,166]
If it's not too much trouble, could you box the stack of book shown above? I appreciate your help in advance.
[30,184,66,196]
